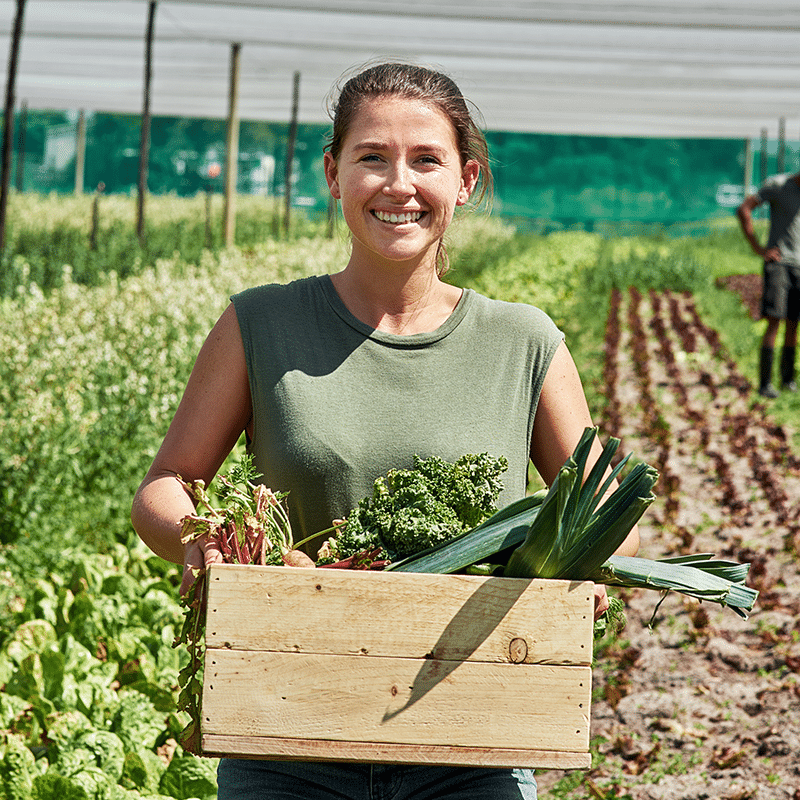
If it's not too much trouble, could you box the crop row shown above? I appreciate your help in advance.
[599,285,800,559]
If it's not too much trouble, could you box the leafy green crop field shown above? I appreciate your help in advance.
[1,194,796,799]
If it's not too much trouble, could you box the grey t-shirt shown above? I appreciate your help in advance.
[757,173,800,265]
[231,275,564,546]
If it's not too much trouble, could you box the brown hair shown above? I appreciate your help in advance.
[326,61,493,210]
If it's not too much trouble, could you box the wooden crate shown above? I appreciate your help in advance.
[200,563,594,769]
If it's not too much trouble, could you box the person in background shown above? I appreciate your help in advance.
[736,172,800,397]
[131,61,639,800]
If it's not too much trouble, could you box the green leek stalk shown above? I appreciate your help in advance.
[504,427,658,580]
[590,555,758,618]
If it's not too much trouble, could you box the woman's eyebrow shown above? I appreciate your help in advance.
[351,140,449,155]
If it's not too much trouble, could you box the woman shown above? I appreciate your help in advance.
[132,61,638,800]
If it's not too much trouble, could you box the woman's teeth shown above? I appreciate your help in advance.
[374,210,422,224]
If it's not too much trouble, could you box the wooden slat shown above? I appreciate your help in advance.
[202,650,591,752]
[200,734,592,770]
[205,564,593,665]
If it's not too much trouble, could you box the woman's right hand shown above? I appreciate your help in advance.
[180,535,224,598]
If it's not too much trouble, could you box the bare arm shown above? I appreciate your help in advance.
[131,303,252,592]
[737,194,780,261]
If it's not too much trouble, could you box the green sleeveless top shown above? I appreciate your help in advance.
[231,275,563,549]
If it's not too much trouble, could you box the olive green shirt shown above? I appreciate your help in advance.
[231,275,564,547]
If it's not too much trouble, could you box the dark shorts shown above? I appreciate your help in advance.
[761,260,800,321]
[216,759,538,800]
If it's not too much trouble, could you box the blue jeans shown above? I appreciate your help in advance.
[217,759,537,799]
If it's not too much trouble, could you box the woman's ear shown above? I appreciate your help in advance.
[324,152,341,199]
[456,160,481,206]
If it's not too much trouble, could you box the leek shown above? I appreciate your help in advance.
[590,555,757,619]
[504,427,658,580]
[388,427,758,619]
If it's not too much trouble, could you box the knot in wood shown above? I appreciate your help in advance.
[509,637,528,663]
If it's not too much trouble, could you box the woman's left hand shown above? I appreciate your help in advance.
[593,583,610,621]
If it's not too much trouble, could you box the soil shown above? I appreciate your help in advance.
[535,281,800,799]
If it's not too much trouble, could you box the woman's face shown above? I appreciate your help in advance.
[324,95,480,272]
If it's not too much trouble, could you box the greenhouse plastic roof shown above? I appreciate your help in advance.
[2,0,800,139]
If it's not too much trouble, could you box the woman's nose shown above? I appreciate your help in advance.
[383,161,414,197]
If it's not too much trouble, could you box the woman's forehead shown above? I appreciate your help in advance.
[344,95,458,144]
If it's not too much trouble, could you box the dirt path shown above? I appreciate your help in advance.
[536,286,800,799]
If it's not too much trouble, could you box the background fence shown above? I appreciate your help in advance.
[6,107,798,234]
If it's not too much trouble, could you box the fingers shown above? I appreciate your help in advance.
[180,537,219,598]
[203,536,224,567]
[593,584,610,621]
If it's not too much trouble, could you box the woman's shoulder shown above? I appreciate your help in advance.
[233,274,324,303]
[231,275,328,317]
[466,289,561,333]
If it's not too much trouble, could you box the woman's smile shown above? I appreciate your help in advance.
[372,210,425,225]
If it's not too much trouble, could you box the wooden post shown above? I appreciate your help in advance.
[137,1,156,244]
[223,42,241,248]
[75,109,86,195]
[0,0,26,253]
[205,190,213,249]
[760,127,768,183]
[15,99,27,192]
[90,182,104,250]
[743,138,752,200]
[777,117,786,174]
[283,71,300,237]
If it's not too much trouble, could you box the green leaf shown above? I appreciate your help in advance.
[1,734,37,800]
[158,754,218,800]
[32,770,90,800]
[590,555,758,618]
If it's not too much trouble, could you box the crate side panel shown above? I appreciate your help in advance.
[200,734,592,769]
[205,564,593,665]
[202,649,590,753]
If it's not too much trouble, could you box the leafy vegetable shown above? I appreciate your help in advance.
[386,491,547,574]
[178,454,294,566]
[590,554,758,619]
[317,452,508,563]
[594,595,626,640]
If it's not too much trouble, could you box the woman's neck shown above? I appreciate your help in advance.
[329,261,462,336]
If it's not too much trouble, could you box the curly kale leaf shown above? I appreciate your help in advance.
[411,452,509,530]
[320,453,508,562]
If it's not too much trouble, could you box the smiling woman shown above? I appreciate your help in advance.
[131,60,638,800]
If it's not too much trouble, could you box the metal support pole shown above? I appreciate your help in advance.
[777,117,786,174]
[90,182,104,250]
[136,1,156,244]
[759,127,769,220]
[223,42,241,248]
